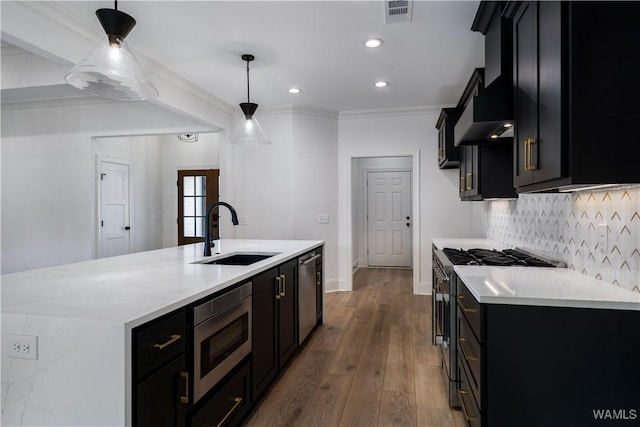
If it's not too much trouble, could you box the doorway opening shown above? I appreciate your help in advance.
[351,156,415,274]
[177,169,220,245]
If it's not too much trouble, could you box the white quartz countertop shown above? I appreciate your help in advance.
[454,265,640,311]
[1,239,323,327]
[432,237,507,251]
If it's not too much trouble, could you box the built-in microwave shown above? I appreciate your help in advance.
[192,282,252,403]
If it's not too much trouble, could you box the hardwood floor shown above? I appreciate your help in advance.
[244,268,466,427]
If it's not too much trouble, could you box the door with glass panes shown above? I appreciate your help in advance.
[177,169,219,245]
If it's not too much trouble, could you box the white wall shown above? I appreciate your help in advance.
[0,100,221,274]
[338,109,481,294]
[222,107,340,290]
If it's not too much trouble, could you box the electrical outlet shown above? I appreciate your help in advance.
[597,223,608,255]
[7,334,38,360]
[317,214,329,224]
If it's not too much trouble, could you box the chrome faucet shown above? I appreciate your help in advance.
[203,201,239,256]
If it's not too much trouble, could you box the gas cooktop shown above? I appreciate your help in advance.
[442,247,565,268]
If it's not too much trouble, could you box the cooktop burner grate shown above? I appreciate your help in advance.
[442,247,561,267]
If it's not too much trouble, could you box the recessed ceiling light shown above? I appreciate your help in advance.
[375,81,389,88]
[364,38,383,48]
[288,88,301,94]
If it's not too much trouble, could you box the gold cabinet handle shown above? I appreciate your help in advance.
[458,295,477,313]
[524,138,537,171]
[275,276,281,299]
[458,390,478,422]
[280,274,286,297]
[179,371,189,404]
[212,397,243,427]
[153,334,181,350]
[466,172,472,191]
[438,147,443,160]
[460,176,465,192]
[458,337,479,362]
[316,271,321,286]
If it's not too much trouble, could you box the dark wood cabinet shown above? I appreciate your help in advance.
[277,259,298,367]
[458,143,515,201]
[189,361,251,427]
[133,309,187,427]
[436,108,461,169]
[315,254,323,323]
[455,68,516,201]
[251,259,298,400]
[507,1,640,192]
[456,277,640,427]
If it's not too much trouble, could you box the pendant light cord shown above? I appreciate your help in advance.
[246,60,251,103]
[114,0,118,10]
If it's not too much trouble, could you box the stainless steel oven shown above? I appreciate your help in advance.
[192,282,252,403]
[432,249,458,408]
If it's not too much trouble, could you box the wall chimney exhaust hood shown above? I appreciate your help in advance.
[454,1,513,146]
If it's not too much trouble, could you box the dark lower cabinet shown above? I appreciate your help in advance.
[456,278,640,427]
[251,259,298,400]
[189,361,251,427]
[133,309,187,427]
[136,355,186,427]
[133,247,324,427]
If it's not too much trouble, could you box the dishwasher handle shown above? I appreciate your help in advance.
[300,253,322,265]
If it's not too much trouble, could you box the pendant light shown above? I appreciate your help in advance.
[65,1,158,101]
[228,54,271,145]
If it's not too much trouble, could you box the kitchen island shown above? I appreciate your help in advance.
[1,239,323,427]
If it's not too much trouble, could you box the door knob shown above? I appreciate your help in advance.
[406,223,410,227]
[406,216,410,220]
[124,226,131,230]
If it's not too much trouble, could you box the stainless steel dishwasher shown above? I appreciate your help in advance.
[298,250,322,344]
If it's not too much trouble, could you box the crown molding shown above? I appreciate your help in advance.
[242,104,339,120]
[339,105,453,120]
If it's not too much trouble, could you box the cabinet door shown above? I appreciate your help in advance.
[512,1,538,187]
[461,146,479,199]
[277,259,297,367]
[251,267,278,399]
[136,355,186,427]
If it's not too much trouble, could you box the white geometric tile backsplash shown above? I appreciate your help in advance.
[485,185,640,293]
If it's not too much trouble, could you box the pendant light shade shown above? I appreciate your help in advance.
[65,5,158,101]
[228,54,271,145]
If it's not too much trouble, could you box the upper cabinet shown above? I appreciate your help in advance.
[506,1,640,192]
[436,108,461,169]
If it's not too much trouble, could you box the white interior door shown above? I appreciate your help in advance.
[367,170,412,267]
[99,161,131,258]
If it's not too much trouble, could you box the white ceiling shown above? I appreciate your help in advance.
[45,0,484,113]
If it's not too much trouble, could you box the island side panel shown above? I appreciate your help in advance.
[1,313,125,426]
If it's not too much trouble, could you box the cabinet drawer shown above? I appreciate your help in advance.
[135,354,186,427]
[457,279,482,342]
[190,362,251,427]
[135,309,186,380]
[458,355,482,427]
[458,310,481,409]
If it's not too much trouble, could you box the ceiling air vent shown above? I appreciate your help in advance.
[385,0,413,24]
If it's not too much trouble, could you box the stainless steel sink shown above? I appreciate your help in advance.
[194,252,279,266]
